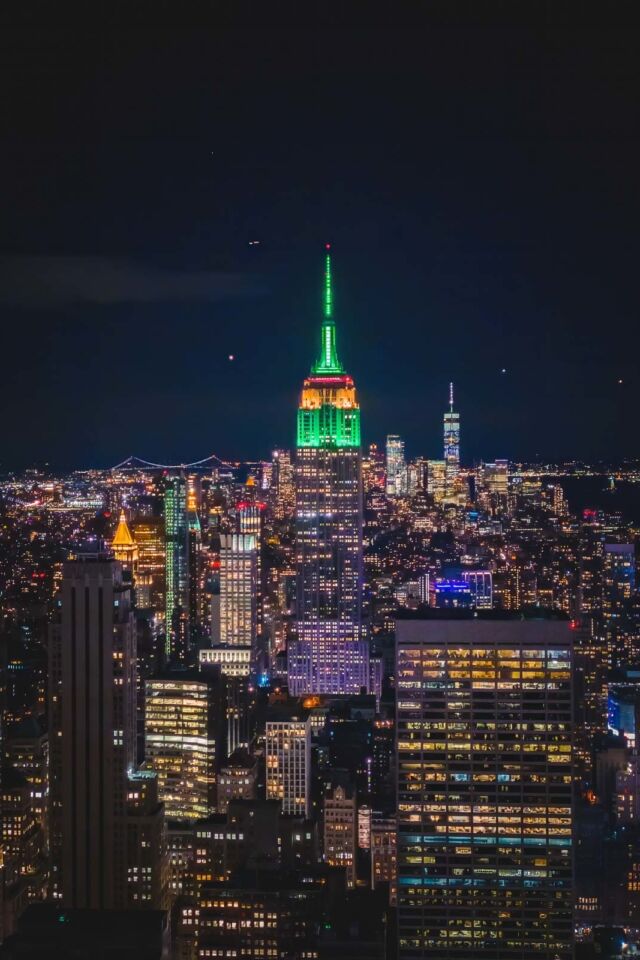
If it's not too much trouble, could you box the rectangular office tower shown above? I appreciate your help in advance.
[396,614,573,960]
[265,715,311,817]
[289,249,369,695]
[144,672,218,821]
[49,554,136,907]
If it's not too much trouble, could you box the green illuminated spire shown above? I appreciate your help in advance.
[312,245,344,374]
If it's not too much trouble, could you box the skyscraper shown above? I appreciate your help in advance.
[49,553,137,907]
[271,449,295,520]
[144,672,218,821]
[396,613,573,959]
[443,381,460,488]
[386,434,406,496]
[131,516,165,613]
[266,713,311,817]
[186,474,202,642]
[289,248,368,695]
[164,475,188,661]
[602,542,637,668]
[218,533,257,656]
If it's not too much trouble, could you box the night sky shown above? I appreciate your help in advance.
[2,9,640,470]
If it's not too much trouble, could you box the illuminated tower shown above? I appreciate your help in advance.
[443,381,460,487]
[186,474,202,642]
[289,247,368,695]
[164,475,188,661]
[111,510,138,575]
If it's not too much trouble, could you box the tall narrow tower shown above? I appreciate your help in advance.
[443,381,460,487]
[289,247,368,695]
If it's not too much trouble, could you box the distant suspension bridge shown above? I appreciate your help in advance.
[111,453,236,472]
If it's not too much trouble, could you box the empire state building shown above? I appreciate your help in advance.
[288,247,369,695]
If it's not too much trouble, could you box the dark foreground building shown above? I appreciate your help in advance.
[0,904,169,959]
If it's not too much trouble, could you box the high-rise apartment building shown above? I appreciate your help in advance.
[265,714,311,817]
[144,672,218,821]
[386,434,407,496]
[289,249,368,695]
[396,614,573,959]
[443,382,460,487]
[49,553,137,907]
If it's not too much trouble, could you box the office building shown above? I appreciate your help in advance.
[49,553,136,908]
[197,871,324,960]
[443,382,460,487]
[426,459,447,502]
[266,714,311,817]
[602,542,637,668]
[462,570,493,609]
[219,533,257,650]
[396,614,573,959]
[431,579,473,609]
[323,781,356,887]
[130,517,165,614]
[371,815,397,904]
[289,249,369,695]
[386,434,407,496]
[144,672,218,821]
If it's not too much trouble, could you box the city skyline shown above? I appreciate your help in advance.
[3,11,640,959]
[3,17,640,469]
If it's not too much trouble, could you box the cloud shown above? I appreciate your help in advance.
[0,256,263,307]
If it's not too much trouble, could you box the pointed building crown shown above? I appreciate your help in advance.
[312,245,344,375]
[112,510,135,547]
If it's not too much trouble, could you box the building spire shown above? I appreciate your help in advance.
[312,243,343,374]
[449,381,454,412]
[325,244,332,319]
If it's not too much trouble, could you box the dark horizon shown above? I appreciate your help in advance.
[3,12,640,470]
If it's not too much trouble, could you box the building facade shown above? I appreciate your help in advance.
[265,716,311,817]
[49,553,137,908]
[144,672,218,821]
[396,615,573,959]
[289,249,368,695]
[443,382,460,487]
